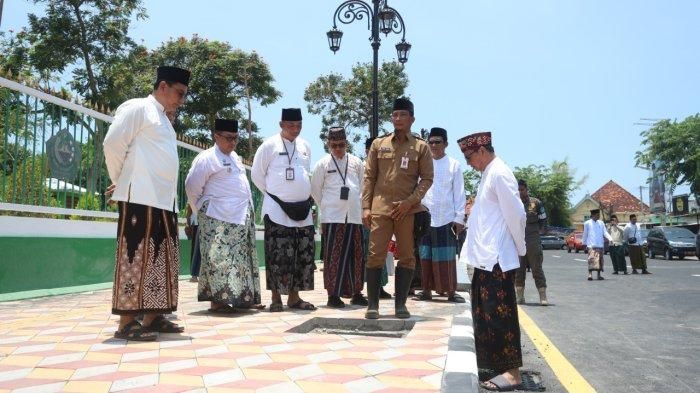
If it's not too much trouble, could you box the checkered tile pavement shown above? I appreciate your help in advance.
[0,270,470,392]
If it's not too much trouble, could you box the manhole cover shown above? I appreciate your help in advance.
[287,317,416,338]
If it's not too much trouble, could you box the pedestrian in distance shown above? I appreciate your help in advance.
[582,209,612,281]
[623,214,651,274]
[607,215,627,275]
[515,179,549,305]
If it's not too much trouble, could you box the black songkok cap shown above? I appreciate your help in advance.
[590,209,600,215]
[429,127,447,142]
[281,108,302,121]
[365,137,376,150]
[392,97,414,116]
[327,126,346,140]
[156,66,191,86]
[214,119,238,132]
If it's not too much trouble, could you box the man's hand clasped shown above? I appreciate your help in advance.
[390,200,411,221]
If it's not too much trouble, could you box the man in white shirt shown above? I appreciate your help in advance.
[185,119,264,314]
[251,108,317,312]
[582,209,612,281]
[311,127,368,308]
[458,131,526,391]
[103,66,190,341]
[417,128,466,303]
[623,214,651,274]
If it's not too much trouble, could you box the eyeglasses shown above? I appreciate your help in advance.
[428,140,444,145]
[329,142,346,149]
[464,148,479,161]
[216,133,238,143]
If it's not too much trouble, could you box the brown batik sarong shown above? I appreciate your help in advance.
[322,223,364,297]
[587,247,604,272]
[263,215,316,294]
[112,201,180,315]
[472,264,523,373]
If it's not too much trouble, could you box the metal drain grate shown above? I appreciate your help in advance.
[287,317,416,338]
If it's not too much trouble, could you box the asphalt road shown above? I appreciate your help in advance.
[511,249,700,392]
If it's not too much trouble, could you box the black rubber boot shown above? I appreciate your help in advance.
[365,268,382,319]
[394,266,413,319]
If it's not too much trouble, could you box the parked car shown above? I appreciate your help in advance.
[646,227,697,260]
[696,232,700,259]
[566,232,585,253]
[541,235,565,250]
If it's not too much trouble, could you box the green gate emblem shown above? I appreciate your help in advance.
[46,129,81,181]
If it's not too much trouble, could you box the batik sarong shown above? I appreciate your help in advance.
[472,264,523,373]
[264,215,315,294]
[197,203,261,308]
[112,201,180,315]
[322,223,364,297]
[419,223,458,293]
[587,247,604,272]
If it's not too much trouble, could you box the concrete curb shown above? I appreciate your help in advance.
[441,295,479,393]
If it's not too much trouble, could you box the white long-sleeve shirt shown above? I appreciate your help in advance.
[185,145,252,225]
[103,95,179,211]
[623,223,642,244]
[251,133,313,227]
[421,155,466,227]
[582,219,612,248]
[311,153,363,224]
[463,157,526,272]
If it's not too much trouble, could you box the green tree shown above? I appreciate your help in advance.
[463,169,480,197]
[304,61,409,151]
[635,115,700,198]
[150,36,280,145]
[514,160,586,227]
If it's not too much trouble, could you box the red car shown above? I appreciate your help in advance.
[566,232,585,253]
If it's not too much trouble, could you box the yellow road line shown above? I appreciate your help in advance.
[518,306,596,393]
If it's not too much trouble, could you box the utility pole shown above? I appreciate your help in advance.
[0,0,4,28]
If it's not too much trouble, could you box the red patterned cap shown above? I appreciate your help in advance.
[457,132,492,149]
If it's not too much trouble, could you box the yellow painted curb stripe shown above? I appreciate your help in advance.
[518,306,596,393]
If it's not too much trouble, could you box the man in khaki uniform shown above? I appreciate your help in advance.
[362,98,433,319]
[515,179,548,306]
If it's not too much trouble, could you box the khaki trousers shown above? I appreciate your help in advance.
[367,214,416,270]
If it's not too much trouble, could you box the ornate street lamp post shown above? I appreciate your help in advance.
[326,0,411,138]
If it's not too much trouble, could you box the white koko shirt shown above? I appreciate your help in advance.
[184,145,252,225]
[582,219,612,248]
[103,95,179,211]
[464,157,526,272]
[311,152,364,225]
[251,133,313,227]
[421,155,466,227]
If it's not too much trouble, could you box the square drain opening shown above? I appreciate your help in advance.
[287,317,416,338]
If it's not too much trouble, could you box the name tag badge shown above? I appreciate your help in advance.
[400,156,409,169]
[327,169,337,173]
[285,167,295,181]
[279,152,288,156]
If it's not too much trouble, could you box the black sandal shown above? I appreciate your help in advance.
[269,302,284,312]
[288,299,317,311]
[208,304,237,314]
[144,315,184,333]
[447,293,466,303]
[114,320,157,341]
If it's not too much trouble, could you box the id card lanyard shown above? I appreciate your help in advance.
[330,155,349,185]
[281,136,297,181]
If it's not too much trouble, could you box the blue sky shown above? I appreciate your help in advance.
[4,0,698,205]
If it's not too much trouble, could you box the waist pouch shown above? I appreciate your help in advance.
[267,192,313,221]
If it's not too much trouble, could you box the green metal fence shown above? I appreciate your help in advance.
[0,77,262,222]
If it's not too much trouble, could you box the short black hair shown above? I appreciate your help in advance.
[483,144,495,153]
[153,79,174,91]
[518,179,527,188]
[630,214,637,219]
[611,215,618,220]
